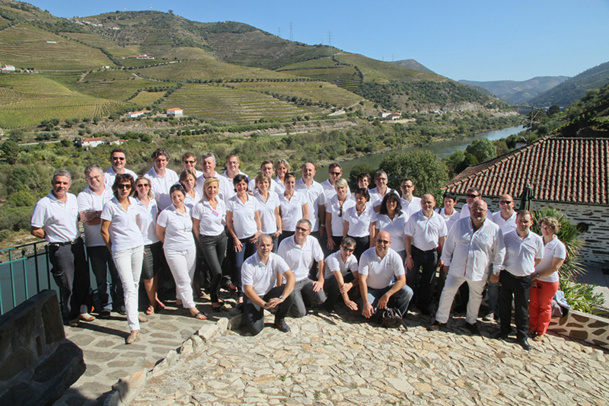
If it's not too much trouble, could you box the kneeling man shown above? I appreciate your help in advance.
[242,235,295,335]
[359,232,413,324]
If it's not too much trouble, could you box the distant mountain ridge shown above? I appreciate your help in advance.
[526,61,609,107]
[460,76,569,105]
[391,59,435,74]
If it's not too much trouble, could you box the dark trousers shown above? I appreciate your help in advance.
[350,235,369,261]
[324,271,355,310]
[243,286,295,335]
[49,238,90,322]
[198,232,227,303]
[234,236,257,297]
[499,270,532,339]
[87,245,123,312]
[407,246,438,311]
[278,230,294,245]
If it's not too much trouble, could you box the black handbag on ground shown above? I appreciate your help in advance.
[380,307,404,328]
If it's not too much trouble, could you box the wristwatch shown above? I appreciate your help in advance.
[279,295,285,300]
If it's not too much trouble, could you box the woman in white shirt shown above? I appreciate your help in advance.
[529,217,566,342]
[278,172,309,244]
[254,174,282,252]
[192,178,228,312]
[179,169,200,212]
[275,159,290,194]
[343,188,375,260]
[371,193,407,261]
[325,178,354,253]
[134,176,165,315]
[227,174,262,306]
[100,174,145,344]
[156,184,206,320]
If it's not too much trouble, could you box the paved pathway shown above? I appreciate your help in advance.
[130,309,609,405]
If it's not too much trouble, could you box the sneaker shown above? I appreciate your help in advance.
[274,319,291,333]
[427,320,446,331]
[465,322,480,335]
[78,313,96,322]
[482,312,495,322]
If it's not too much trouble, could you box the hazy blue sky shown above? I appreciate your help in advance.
[26,0,609,81]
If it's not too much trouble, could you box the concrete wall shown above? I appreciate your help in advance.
[0,290,85,405]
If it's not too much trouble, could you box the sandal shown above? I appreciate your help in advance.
[156,300,166,310]
[145,305,155,315]
[192,311,208,320]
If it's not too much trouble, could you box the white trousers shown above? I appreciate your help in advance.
[435,274,486,324]
[164,246,197,309]
[112,246,144,331]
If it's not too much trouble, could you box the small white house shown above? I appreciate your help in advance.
[77,137,104,148]
[127,110,146,118]
[167,108,184,117]
[2,65,16,72]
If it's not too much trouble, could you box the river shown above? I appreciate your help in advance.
[315,125,524,180]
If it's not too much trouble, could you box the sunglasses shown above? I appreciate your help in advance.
[184,160,196,164]
[295,226,309,232]
[377,239,390,245]
[466,194,479,198]
[112,157,125,161]
[342,246,355,252]
[118,184,132,189]
[499,201,512,204]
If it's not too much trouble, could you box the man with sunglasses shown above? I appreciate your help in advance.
[77,164,123,318]
[181,152,203,178]
[104,148,138,187]
[358,232,413,325]
[483,193,517,322]
[277,219,326,317]
[144,148,179,210]
[321,163,350,201]
[323,237,359,312]
[459,187,482,219]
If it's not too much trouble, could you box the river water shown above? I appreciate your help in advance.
[315,125,524,180]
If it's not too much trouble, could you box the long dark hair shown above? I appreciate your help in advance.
[379,192,402,216]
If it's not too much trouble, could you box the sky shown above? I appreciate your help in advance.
[24,0,609,82]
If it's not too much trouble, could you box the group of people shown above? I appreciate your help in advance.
[31,148,565,350]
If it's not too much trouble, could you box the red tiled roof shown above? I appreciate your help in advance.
[443,136,609,205]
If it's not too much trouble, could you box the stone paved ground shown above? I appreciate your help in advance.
[56,297,240,405]
[131,309,609,406]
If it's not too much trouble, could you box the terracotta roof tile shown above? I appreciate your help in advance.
[443,135,609,206]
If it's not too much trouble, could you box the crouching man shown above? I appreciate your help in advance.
[359,232,413,325]
[242,234,295,335]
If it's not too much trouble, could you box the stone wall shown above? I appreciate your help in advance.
[549,310,609,351]
[0,290,85,405]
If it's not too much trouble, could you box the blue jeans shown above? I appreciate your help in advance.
[361,284,413,321]
[87,245,123,312]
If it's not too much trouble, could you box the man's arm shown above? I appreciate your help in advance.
[436,236,446,268]
[266,269,296,309]
[243,285,266,307]
[378,274,405,310]
[333,270,358,311]
[31,226,45,240]
[359,274,374,318]
[312,259,325,292]
[405,235,414,270]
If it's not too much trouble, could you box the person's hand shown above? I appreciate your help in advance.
[378,293,390,310]
[250,232,261,243]
[406,256,414,270]
[490,273,500,284]
[327,237,335,250]
[234,238,243,252]
[436,259,444,268]
[312,280,324,292]
[441,265,449,274]
[362,303,374,318]
[345,300,358,311]
[264,298,282,309]
[339,282,352,295]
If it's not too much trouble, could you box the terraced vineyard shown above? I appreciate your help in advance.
[230,81,363,107]
[159,83,323,124]
[63,32,140,59]
[277,64,362,91]
[334,53,441,83]
[130,90,165,105]
[138,59,292,81]
[0,23,113,70]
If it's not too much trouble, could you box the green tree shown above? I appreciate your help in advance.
[547,105,561,117]
[347,163,376,190]
[465,139,496,164]
[1,140,20,164]
[379,149,448,196]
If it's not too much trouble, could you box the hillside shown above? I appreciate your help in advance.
[392,59,435,74]
[526,61,609,107]
[460,76,569,105]
[0,1,510,130]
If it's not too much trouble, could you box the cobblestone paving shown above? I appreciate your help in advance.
[131,309,609,405]
[57,298,238,405]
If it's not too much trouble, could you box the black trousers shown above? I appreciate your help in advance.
[499,270,532,339]
[406,246,438,311]
[243,285,295,335]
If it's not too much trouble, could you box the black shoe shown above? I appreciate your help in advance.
[98,310,111,319]
[427,320,446,331]
[494,331,510,340]
[516,337,531,351]
[274,319,290,333]
[465,322,480,335]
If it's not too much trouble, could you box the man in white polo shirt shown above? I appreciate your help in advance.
[248,160,280,195]
[104,148,137,187]
[144,148,179,211]
[399,178,422,219]
[359,231,413,325]
[196,152,233,202]
[77,164,123,318]
[181,152,203,178]
[277,219,326,317]
[404,194,447,316]
[295,163,326,238]
[323,237,359,312]
[369,170,395,212]
[496,210,543,351]
[242,235,295,335]
[31,170,94,326]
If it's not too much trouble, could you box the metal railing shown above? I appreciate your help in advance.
[0,240,55,315]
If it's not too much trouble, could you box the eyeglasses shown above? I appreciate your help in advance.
[499,201,512,204]
[87,175,101,181]
[112,157,125,161]
[184,160,196,164]
[330,172,341,175]
[295,226,309,232]
[466,194,479,198]
[342,246,355,252]
[377,239,390,245]
[118,184,132,189]
[136,184,150,188]
[541,225,553,230]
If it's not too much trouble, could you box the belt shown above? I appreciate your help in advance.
[50,237,82,247]
[413,246,437,254]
